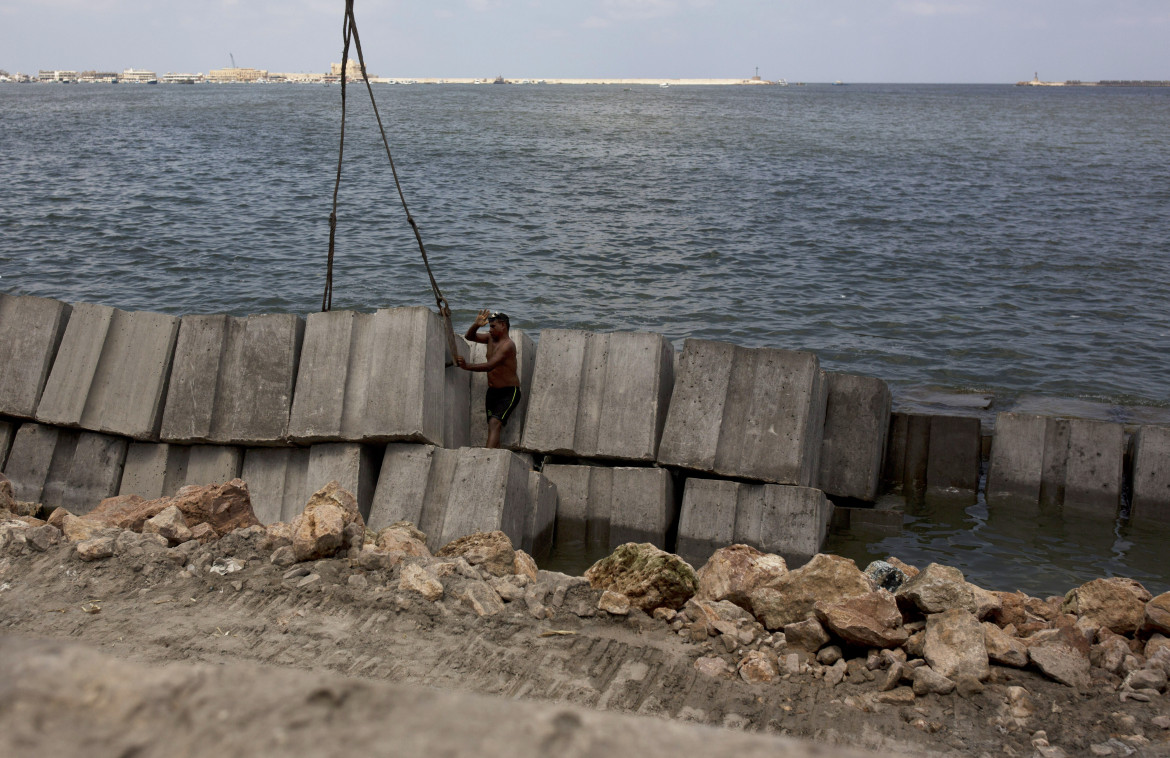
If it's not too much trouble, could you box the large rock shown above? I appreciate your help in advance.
[584,543,698,612]
[291,481,364,562]
[748,553,873,630]
[923,608,990,682]
[399,563,444,601]
[895,563,977,615]
[1146,592,1170,635]
[141,505,192,546]
[982,622,1029,668]
[520,330,674,462]
[1061,577,1148,636]
[0,473,14,513]
[1028,627,1091,689]
[436,531,516,577]
[814,589,909,649]
[695,545,787,610]
[167,479,261,537]
[657,339,826,486]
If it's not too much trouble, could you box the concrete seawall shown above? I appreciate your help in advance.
[2,294,1168,567]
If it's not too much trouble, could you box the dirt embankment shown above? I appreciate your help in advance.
[2,519,1168,758]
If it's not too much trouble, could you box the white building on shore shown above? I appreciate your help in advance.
[121,68,157,83]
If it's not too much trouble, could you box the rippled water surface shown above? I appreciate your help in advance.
[3,83,1169,593]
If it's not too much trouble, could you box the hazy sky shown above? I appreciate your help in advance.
[2,0,1167,83]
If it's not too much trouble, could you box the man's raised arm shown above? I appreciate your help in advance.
[465,308,491,343]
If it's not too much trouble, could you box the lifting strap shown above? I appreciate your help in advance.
[323,0,462,364]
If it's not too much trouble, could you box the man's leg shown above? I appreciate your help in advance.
[487,417,503,449]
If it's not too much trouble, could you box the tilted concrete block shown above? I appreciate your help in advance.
[240,447,311,524]
[1132,425,1170,525]
[657,339,826,486]
[161,313,304,445]
[36,303,179,440]
[438,448,532,549]
[1062,419,1124,515]
[444,339,471,450]
[540,464,677,553]
[0,293,71,419]
[817,372,891,502]
[304,443,379,523]
[0,421,14,471]
[925,415,981,502]
[288,307,464,446]
[183,445,244,487]
[678,477,831,568]
[368,444,458,538]
[521,330,674,461]
[118,443,189,499]
[525,471,557,560]
[467,329,535,449]
[987,412,1047,506]
[2,423,127,513]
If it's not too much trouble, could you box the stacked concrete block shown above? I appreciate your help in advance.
[240,447,311,524]
[521,330,674,461]
[0,294,71,419]
[303,443,379,523]
[817,372,892,501]
[677,477,832,568]
[35,303,180,440]
[288,307,467,447]
[657,339,826,486]
[466,329,536,449]
[369,445,537,551]
[882,413,980,503]
[988,413,1125,515]
[118,443,190,499]
[1132,425,1170,524]
[540,464,677,552]
[184,446,244,487]
[444,339,471,450]
[2,423,127,513]
[525,471,558,560]
[0,421,14,470]
[160,313,304,445]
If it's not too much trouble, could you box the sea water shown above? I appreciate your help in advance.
[2,83,1168,593]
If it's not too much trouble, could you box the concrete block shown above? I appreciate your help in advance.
[118,443,189,499]
[657,339,826,485]
[521,330,674,461]
[609,468,676,550]
[240,447,311,524]
[2,423,127,513]
[304,443,379,523]
[926,415,981,502]
[161,313,304,445]
[1132,425,1170,524]
[467,329,536,449]
[987,413,1047,506]
[183,446,243,487]
[539,464,593,548]
[288,307,463,446]
[36,303,180,440]
[444,338,471,450]
[369,444,454,537]
[676,477,741,566]
[817,372,891,501]
[525,471,557,560]
[733,483,832,568]
[0,294,71,418]
[0,421,14,470]
[438,448,532,550]
[1062,419,1124,515]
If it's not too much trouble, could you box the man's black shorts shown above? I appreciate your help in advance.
[485,386,522,425]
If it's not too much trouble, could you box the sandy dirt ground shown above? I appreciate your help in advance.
[1,532,1168,757]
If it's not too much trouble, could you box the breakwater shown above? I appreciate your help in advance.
[2,292,1168,593]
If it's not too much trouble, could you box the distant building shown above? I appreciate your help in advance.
[207,67,268,83]
[122,68,157,83]
[79,71,119,83]
[38,70,78,82]
[160,72,203,84]
[331,59,373,79]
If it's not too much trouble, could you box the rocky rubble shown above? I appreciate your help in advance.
[2,472,1170,756]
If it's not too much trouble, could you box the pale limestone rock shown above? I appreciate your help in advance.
[1062,577,1147,635]
[814,589,909,649]
[924,608,989,681]
[748,553,873,630]
[376,521,431,558]
[684,597,754,627]
[291,501,345,562]
[694,656,734,678]
[189,522,217,543]
[783,618,831,652]
[76,536,116,561]
[0,473,14,513]
[1145,593,1170,636]
[983,621,1029,668]
[1028,630,1091,689]
[460,581,506,617]
[585,543,697,612]
[695,544,787,610]
[912,666,955,696]
[895,563,977,615]
[399,563,443,601]
[823,659,847,687]
[737,650,778,683]
[436,531,515,577]
[513,549,539,581]
[876,687,916,705]
[143,505,193,546]
[598,590,631,615]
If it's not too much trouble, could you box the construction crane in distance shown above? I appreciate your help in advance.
[230,53,237,68]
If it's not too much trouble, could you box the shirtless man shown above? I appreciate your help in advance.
[456,310,521,449]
